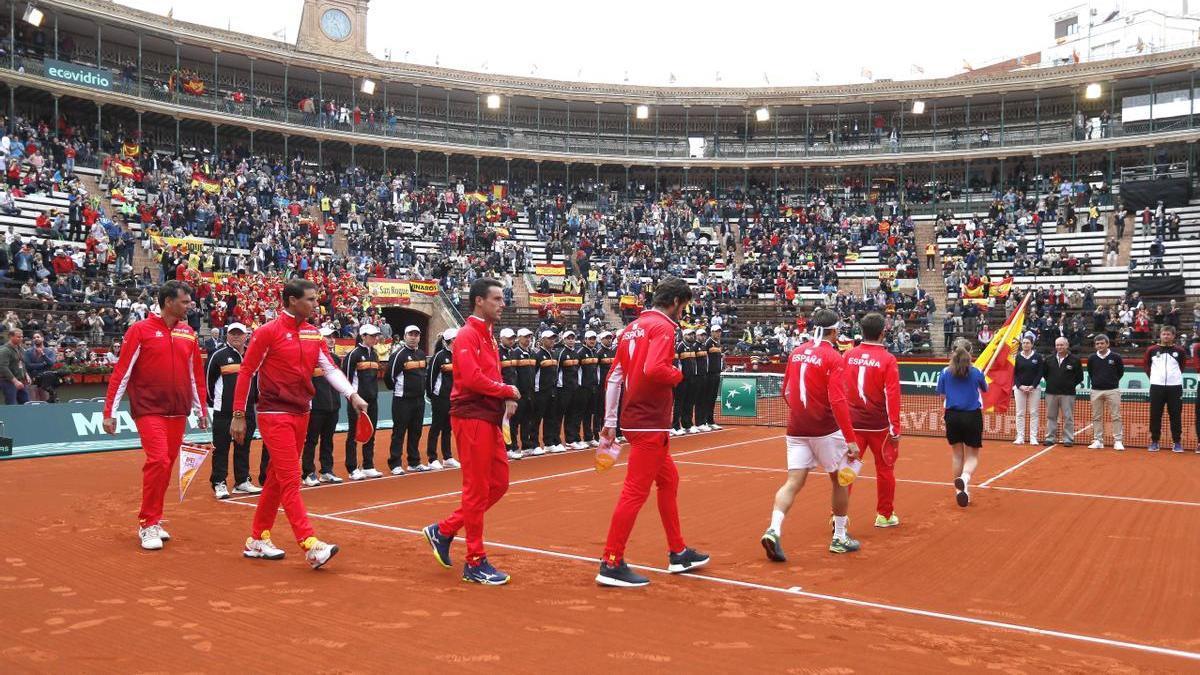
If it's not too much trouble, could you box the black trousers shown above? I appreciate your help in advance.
[345,395,378,472]
[590,383,606,440]
[672,379,695,429]
[577,386,597,441]
[389,396,426,469]
[532,389,558,446]
[696,375,719,426]
[510,393,532,451]
[559,387,581,443]
[302,408,338,476]
[1149,384,1183,443]
[426,397,453,461]
[211,413,269,486]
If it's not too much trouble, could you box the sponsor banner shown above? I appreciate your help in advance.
[45,58,113,90]
[151,234,206,255]
[534,263,566,277]
[719,377,759,418]
[877,267,897,281]
[409,279,440,296]
[530,293,583,308]
[367,277,411,305]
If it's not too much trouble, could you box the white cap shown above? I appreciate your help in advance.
[319,326,335,337]
[562,330,576,338]
[696,327,707,335]
[442,328,458,340]
[359,324,380,336]
[683,327,696,334]
[710,325,722,332]
[540,330,556,339]
[517,328,534,337]
[226,322,249,333]
[499,328,516,338]
[584,330,598,339]
[404,324,421,334]
[599,331,613,339]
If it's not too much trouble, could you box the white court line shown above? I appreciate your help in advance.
[322,434,785,517]
[224,428,740,503]
[672,459,1200,508]
[980,423,1093,487]
[219,499,1200,663]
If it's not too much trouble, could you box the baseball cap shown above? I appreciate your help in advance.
[517,328,534,337]
[540,330,556,339]
[598,331,613,339]
[442,328,458,340]
[562,330,576,338]
[404,324,421,334]
[683,327,696,334]
[710,325,722,332]
[359,324,380,336]
[226,322,248,333]
[319,326,335,337]
[584,330,597,339]
[696,327,707,335]
[499,328,516,338]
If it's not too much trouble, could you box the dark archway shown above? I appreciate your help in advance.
[380,307,431,352]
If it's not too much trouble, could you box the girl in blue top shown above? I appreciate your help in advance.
[935,340,988,507]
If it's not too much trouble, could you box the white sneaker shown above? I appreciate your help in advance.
[1013,437,1024,445]
[139,526,163,551]
[550,444,567,453]
[669,429,682,437]
[699,424,713,432]
[1088,440,1105,449]
[1028,439,1039,446]
[390,466,406,476]
[589,440,600,447]
[302,474,320,487]
[531,446,546,456]
[616,436,627,443]
[303,538,339,570]
[156,524,171,542]
[233,481,262,495]
[507,450,522,460]
[429,460,444,471]
[361,468,384,478]
[709,424,722,431]
[319,472,343,483]
[688,426,701,434]
[213,483,230,500]
[413,464,431,472]
[243,532,286,560]
[350,468,367,481]
[443,458,461,469]
[572,441,589,450]
[1114,441,1125,451]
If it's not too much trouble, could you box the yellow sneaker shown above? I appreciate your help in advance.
[874,514,900,528]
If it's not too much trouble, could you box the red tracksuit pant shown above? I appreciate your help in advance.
[603,431,685,563]
[853,429,896,518]
[438,416,509,564]
[136,415,186,527]
[252,413,315,546]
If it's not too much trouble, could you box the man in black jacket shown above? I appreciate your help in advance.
[1144,325,1188,452]
[577,331,601,446]
[699,326,725,430]
[1086,334,1124,450]
[531,330,560,454]
[386,325,427,475]
[498,328,522,459]
[592,331,617,440]
[1043,337,1084,446]
[672,328,698,435]
[424,328,458,470]
[555,330,584,451]
[205,323,268,498]
[343,324,383,480]
[511,328,537,457]
[302,327,344,485]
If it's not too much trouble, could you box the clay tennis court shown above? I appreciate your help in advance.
[3,423,1198,672]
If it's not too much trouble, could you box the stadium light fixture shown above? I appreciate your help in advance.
[486,94,501,109]
[22,3,44,27]
[635,104,649,120]
[360,79,376,95]
[911,100,925,115]
[1085,83,1102,100]
[755,107,770,122]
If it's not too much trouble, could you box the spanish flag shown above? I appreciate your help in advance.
[121,141,140,159]
[974,292,1029,414]
[990,275,1013,298]
[961,280,988,309]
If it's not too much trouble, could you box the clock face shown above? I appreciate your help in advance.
[320,8,352,42]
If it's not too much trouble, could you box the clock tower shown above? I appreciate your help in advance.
[295,0,371,58]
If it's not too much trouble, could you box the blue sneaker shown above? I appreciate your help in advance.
[1149,442,1160,452]
[422,523,453,568]
[1173,443,1184,454]
[462,557,510,585]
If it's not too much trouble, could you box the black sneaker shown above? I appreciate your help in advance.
[667,547,710,574]
[954,478,970,507]
[595,560,650,587]
[761,529,786,562]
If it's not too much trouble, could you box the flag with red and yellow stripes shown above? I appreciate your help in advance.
[973,292,1029,414]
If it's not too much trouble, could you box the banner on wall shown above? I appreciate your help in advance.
[367,278,411,305]
[530,293,583,308]
[409,279,440,295]
[534,263,566,277]
[877,268,897,281]
[151,234,206,255]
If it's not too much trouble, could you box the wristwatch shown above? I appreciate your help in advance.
[232,410,246,419]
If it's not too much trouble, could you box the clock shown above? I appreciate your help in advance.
[320,8,352,42]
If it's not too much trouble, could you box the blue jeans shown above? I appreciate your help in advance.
[1,380,29,405]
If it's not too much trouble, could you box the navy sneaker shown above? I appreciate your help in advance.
[462,557,510,585]
[667,547,710,574]
[760,529,786,562]
[1172,443,1184,454]
[422,523,453,569]
[595,560,650,587]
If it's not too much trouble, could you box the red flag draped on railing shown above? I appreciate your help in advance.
[973,293,1030,413]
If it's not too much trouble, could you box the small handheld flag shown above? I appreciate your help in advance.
[501,412,512,446]
[178,444,211,502]
[355,410,374,444]
[595,436,619,472]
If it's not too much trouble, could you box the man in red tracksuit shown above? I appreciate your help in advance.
[842,313,903,528]
[595,277,710,587]
[422,278,522,586]
[103,280,209,551]
[231,279,368,569]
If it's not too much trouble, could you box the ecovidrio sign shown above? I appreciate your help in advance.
[44,59,113,91]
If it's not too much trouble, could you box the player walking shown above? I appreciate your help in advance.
[842,313,902,528]
[596,277,710,587]
[761,308,862,561]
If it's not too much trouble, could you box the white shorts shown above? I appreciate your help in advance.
[785,431,849,473]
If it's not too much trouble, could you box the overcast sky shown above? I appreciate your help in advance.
[112,0,1093,86]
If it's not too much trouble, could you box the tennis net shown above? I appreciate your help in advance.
[714,372,1199,449]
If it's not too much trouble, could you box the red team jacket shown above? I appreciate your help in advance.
[233,311,348,414]
[842,342,902,436]
[781,338,857,439]
[604,308,683,432]
[450,315,518,424]
[104,314,207,419]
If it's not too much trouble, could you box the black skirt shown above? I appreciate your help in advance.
[944,409,984,448]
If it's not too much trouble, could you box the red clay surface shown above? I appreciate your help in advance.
[3,425,1199,672]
